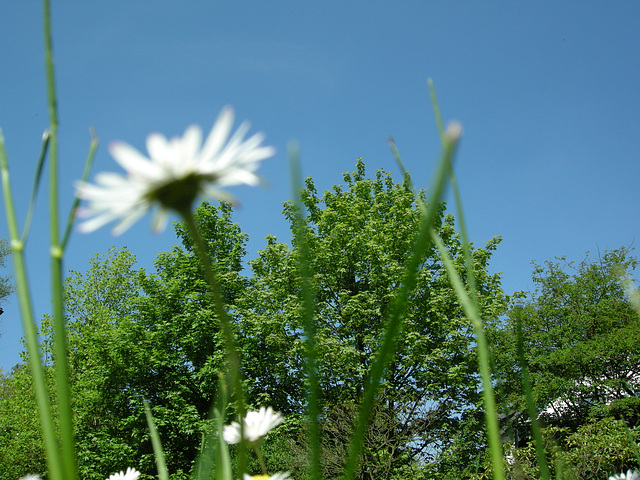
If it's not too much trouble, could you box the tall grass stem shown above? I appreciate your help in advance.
[0,130,64,480]
[144,399,170,480]
[432,231,505,480]
[287,141,322,480]
[342,125,457,480]
[43,0,77,476]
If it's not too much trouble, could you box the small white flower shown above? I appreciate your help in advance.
[106,467,141,480]
[223,406,284,444]
[76,106,275,235]
[243,473,291,480]
[18,475,42,480]
[609,470,640,480]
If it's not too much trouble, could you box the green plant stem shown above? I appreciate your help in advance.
[288,142,322,480]
[432,231,505,480]
[43,0,77,477]
[62,129,98,251]
[254,445,268,475]
[144,400,169,480]
[21,130,49,244]
[0,132,64,480]
[342,132,456,480]
[177,205,248,476]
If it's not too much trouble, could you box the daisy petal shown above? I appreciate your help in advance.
[76,106,274,235]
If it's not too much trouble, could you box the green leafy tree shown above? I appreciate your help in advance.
[0,364,48,480]
[494,247,640,430]
[487,247,640,480]
[239,160,508,477]
[61,201,249,479]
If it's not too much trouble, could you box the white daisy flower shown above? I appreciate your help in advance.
[18,475,42,480]
[243,472,291,480]
[106,467,141,480]
[609,470,640,480]
[223,406,284,444]
[76,106,275,235]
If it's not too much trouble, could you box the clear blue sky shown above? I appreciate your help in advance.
[1,2,639,371]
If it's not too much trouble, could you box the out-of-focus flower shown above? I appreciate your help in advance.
[609,470,640,480]
[18,475,42,480]
[106,467,141,480]
[223,406,284,444]
[76,106,275,235]
[243,473,290,480]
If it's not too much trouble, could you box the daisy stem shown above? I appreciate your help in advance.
[254,445,268,475]
[177,206,248,477]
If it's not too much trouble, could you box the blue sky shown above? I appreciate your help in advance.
[1,2,639,371]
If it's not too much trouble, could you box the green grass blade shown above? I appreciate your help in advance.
[342,128,458,480]
[144,399,169,480]
[43,0,77,476]
[432,230,505,480]
[215,409,233,480]
[428,78,446,144]
[61,128,98,252]
[288,141,322,480]
[1,130,64,480]
[20,130,49,244]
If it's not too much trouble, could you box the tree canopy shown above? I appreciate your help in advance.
[0,161,510,479]
[487,247,640,479]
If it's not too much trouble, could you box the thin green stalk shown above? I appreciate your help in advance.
[342,130,457,480]
[62,128,98,251]
[254,445,268,475]
[428,80,504,479]
[215,408,233,480]
[195,373,230,480]
[0,131,64,480]
[144,400,169,480]
[288,142,322,480]
[43,0,77,477]
[177,206,247,476]
[21,130,49,244]
[515,314,550,480]
[428,80,478,303]
[428,78,446,143]
[432,231,504,480]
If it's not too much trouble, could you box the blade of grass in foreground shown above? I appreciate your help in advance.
[0,129,65,480]
[195,373,232,480]
[43,0,77,475]
[429,78,506,480]
[288,141,322,480]
[341,121,460,480]
[432,231,504,480]
[144,399,170,480]
[62,128,98,251]
[20,130,49,244]
[394,120,506,479]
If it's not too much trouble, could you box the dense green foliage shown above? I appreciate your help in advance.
[240,160,507,478]
[485,247,640,480]
[1,162,637,480]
